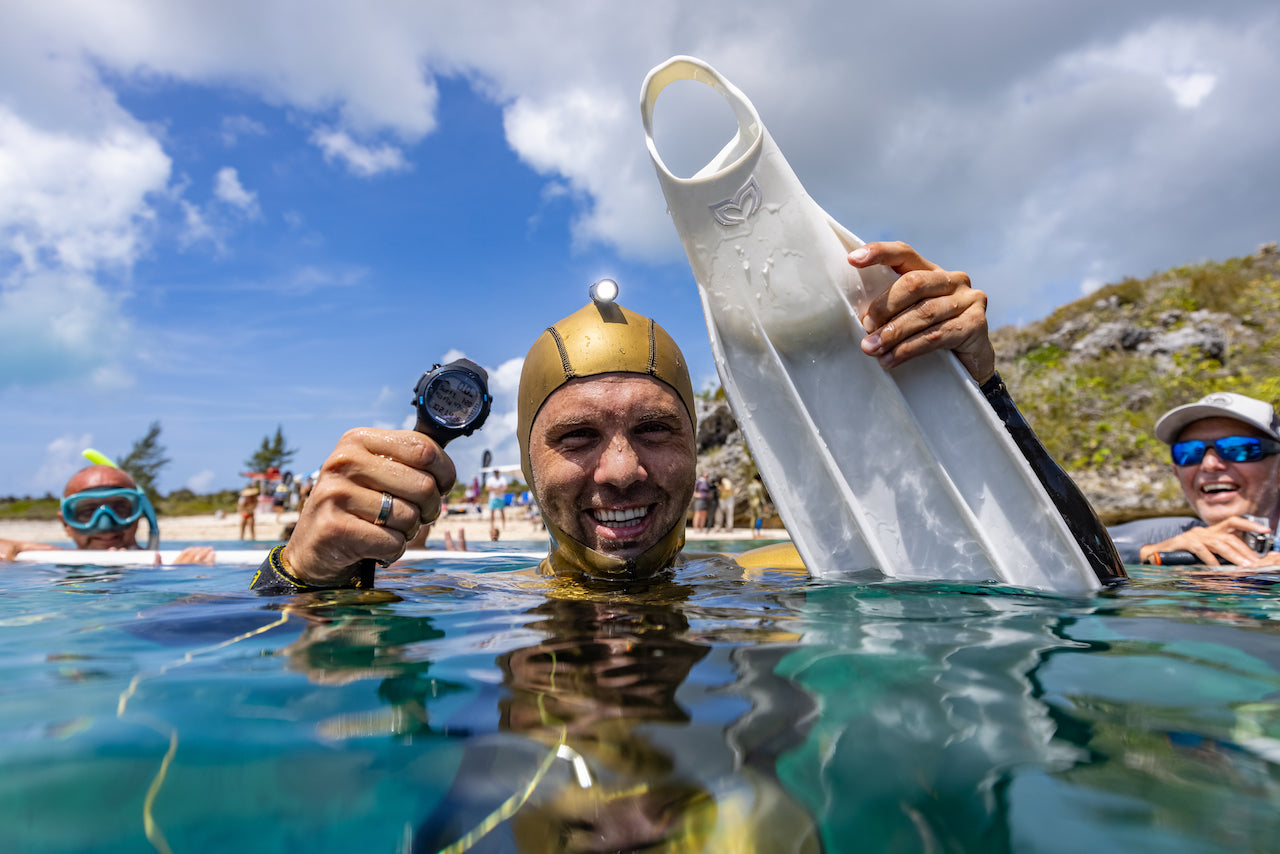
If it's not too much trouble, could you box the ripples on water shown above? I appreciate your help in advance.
[1,543,1278,853]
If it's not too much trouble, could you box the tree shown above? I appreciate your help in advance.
[245,425,298,473]
[118,421,170,504]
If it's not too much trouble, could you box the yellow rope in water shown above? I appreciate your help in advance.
[117,611,293,854]
[142,729,179,854]
[434,732,568,854]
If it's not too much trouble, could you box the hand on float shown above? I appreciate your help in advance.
[850,241,996,384]
[173,546,217,566]
[282,428,456,586]
[0,539,59,562]
[1140,516,1272,567]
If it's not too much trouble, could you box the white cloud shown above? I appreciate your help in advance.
[213,166,259,215]
[185,469,217,493]
[1167,72,1217,109]
[287,264,368,292]
[0,0,1276,367]
[0,103,170,274]
[0,268,133,388]
[490,357,525,396]
[310,128,407,176]
[220,114,267,146]
[179,199,219,249]
[33,433,94,495]
[1080,277,1105,296]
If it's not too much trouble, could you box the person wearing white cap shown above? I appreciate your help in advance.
[1109,392,1280,566]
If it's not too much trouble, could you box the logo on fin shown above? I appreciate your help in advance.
[710,177,761,226]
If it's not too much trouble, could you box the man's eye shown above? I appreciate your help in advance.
[556,428,598,446]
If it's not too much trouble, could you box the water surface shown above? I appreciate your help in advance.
[2,543,1278,852]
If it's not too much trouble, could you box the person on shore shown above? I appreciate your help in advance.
[249,241,1119,593]
[272,473,291,520]
[747,474,769,539]
[702,473,719,534]
[0,465,215,564]
[714,475,736,532]
[485,469,509,531]
[1109,392,1280,566]
[238,486,259,540]
[691,473,712,531]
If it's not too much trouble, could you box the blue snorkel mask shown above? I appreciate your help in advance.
[60,487,160,549]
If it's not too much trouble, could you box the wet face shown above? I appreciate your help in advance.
[60,466,142,550]
[529,374,696,563]
[1173,417,1280,526]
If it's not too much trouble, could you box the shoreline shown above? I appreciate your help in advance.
[0,509,788,548]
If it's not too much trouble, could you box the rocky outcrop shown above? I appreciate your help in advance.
[693,395,754,483]
[1067,310,1238,364]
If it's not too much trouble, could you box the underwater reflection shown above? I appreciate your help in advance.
[414,570,823,853]
[267,565,1280,852]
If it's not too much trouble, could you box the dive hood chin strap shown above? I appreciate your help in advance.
[540,515,687,581]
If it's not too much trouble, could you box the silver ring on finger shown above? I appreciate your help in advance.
[374,492,394,527]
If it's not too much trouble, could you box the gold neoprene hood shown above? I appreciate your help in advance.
[518,300,697,579]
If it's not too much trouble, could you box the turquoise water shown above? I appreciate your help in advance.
[2,543,1279,853]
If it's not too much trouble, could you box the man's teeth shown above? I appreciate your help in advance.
[592,507,648,526]
[1202,484,1236,493]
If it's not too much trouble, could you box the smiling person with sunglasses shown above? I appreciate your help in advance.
[1109,393,1280,566]
[0,465,215,564]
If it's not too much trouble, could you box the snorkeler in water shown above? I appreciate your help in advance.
[0,465,216,565]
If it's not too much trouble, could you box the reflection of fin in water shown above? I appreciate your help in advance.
[724,645,819,768]
[772,585,1086,849]
[641,56,1106,594]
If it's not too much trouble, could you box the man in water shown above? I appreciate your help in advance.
[0,465,216,564]
[1109,392,1280,566]
[252,242,1114,592]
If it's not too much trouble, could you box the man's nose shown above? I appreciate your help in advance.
[1201,447,1228,470]
[594,434,644,487]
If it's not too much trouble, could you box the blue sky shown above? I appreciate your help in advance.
[2,2,1278,498]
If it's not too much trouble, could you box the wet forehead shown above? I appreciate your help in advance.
[533,373,690,433]
[63,465,136,496]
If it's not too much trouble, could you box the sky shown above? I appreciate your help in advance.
[2,1,1278,498]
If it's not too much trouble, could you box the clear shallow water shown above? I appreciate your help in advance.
[2,544,1279,853]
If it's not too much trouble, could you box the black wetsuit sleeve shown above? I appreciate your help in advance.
[1106,517,1204,565]
[250,544,376,594]
[981,372,1127,583]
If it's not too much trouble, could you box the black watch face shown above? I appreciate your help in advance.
[421,369,486,429]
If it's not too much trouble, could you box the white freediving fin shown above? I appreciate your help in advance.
[640,56,1102,593]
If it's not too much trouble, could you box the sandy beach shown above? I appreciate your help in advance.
[0,508,786,548]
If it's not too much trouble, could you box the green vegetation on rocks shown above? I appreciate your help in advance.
[992,242,1280,521]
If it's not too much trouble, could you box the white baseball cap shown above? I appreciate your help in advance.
[1154,392,1280,444]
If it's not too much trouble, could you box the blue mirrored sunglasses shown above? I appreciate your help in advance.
[1170,435,1280,466]
[60,487,149,533]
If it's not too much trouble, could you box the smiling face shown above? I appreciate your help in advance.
[529,373,696,564]
[1173,417,1280,526]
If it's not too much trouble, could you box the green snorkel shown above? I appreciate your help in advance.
[80,449,160,549]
